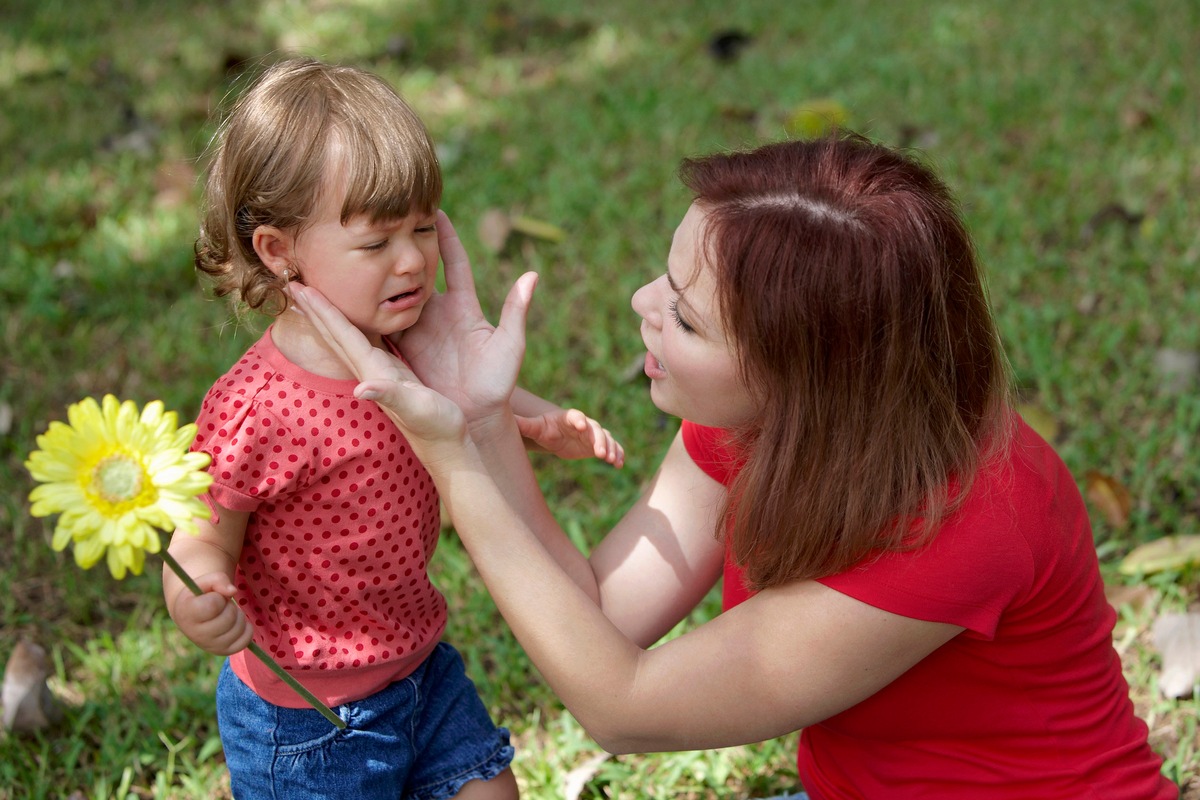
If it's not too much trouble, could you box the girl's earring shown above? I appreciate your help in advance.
[282,269,291,282]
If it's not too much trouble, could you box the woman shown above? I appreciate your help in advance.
[291,133,1175,798]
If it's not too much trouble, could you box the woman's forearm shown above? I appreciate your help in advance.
[430,437,647,748]
[465,407,602,603]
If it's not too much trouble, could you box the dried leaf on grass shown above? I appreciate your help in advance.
[564,752,612,800]
[153,158,197,209]
[1018,402,1060,442]
[1152,613,1200,698]
[1154,348,1200,394]
[1080,202,1144,243]
[784,99,848,139]
[478,209,567,254]
[510,215,566,243]
[2,639,62,734]
[478,208,513,253]
[1104,582,1157,613]
[1119,534,1200,576]
[1086,471,1133,530]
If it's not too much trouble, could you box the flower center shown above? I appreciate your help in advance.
[92,454,146,505]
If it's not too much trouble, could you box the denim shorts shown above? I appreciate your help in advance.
[217,642,514,800]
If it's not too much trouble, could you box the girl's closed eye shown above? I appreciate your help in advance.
[362,239,389,252]
[668,298,695,333]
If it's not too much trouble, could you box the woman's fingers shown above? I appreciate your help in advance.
[436,210,479,298]
[496,271,539,352]
[290,283,380,379]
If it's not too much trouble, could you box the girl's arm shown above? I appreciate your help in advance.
[510,391,624,466]
[163,502,255,656]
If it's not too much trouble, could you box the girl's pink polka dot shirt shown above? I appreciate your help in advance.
[191,329,447,708]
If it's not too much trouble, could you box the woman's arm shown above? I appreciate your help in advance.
[588,430,725,646]
[425,427,963,754]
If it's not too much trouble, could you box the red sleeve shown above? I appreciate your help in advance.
[817,421,1072,639]
[680,420,741,486]
[191,390,309,512]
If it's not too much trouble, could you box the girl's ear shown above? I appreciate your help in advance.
[252,225,295,276]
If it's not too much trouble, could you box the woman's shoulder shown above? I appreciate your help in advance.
[680,419,745,486]
[964,415,1086,538]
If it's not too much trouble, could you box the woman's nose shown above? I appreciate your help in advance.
[631,277,662,325]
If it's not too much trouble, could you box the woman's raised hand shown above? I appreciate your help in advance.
[397,210,540,421]
[288,214,538,452]
[289,283,471,453]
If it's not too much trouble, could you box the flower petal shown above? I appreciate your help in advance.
[26,395,215,578]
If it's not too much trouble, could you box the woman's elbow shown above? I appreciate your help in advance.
[587,727,646,756]
[574,708,669,756]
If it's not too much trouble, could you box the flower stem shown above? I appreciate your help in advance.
[160,548,346,729]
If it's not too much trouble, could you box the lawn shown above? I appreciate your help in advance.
[2,0,1198,797]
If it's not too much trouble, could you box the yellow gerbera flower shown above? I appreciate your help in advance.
[25,395,212,580]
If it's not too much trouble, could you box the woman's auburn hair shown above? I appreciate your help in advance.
[680,133,1012,589]
[195,56,443,315]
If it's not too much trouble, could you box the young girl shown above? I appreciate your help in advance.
[293,133,1178,798]
[164,57,620,800]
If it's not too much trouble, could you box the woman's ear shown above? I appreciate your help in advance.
[252,225,295,277]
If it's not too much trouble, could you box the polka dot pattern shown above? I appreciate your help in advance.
[191,335,446,682]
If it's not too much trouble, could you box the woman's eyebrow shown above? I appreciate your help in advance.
[667,270,683,294]
[666,269,706,326]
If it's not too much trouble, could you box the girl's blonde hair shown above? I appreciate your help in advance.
[195,56,443,314]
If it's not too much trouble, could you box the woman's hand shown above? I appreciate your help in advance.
[289,283,474,457]
[395,210,539,421]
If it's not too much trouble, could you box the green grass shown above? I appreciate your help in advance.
[3,0,1199,797]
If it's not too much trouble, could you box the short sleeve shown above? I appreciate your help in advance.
[817,459,1036,639]
[680,420,743,487]
[191,390,311,511]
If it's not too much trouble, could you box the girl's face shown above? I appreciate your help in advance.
[262,172,440,348]
[631,203,757,428]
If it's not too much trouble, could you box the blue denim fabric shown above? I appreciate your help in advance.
[217,643,513,800]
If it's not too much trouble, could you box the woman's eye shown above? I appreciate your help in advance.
[668,298,695,333]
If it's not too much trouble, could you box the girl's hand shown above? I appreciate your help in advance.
[518,408,625,467]
[169,572,254,656]
[395,210,539,421]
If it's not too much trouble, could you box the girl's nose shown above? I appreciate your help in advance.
[394,239,425,274]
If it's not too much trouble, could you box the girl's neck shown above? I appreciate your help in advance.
[270,312,383,379]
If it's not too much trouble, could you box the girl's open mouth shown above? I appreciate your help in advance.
[382,288,423,310]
